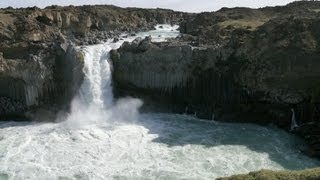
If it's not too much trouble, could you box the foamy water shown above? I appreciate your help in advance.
[0,25,319,180]
[1,114,319,179]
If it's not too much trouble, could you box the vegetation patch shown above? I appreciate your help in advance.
[311,9,320,13]
[218,18,269,31]
[217,168,320,180]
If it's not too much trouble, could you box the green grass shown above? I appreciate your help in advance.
[218,18,269,31]
[311,9,320,13]
[217,168,320,180]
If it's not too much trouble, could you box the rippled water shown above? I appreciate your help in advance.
[0,25,319,179]
[0,113,319,179]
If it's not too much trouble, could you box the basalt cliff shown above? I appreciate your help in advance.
[0,5,187,120]
[111,1,320,158]
[1,0,320,165]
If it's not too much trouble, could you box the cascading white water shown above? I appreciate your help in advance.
[291,108,299,131]
[65,43,116,127]
[66,24,179,127]
[0,25,320,179]
[80,44,113,108]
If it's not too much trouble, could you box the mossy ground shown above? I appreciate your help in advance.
[218,18,269,31]
[218,168,320,180]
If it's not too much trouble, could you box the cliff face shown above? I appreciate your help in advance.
[113,2,320,121]
[112,1,320,157]
[0,5,189,120]
[0,43,84,120]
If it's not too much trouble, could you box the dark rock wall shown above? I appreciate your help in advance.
[112,1,320,157]
[112,37,320,155]
[112,41,250,121]
[0,43,83,120]
[0,77,26,119]
[0,77,25,104]
[0,5,189,120]
[53,45,84,110]
[113,17,320,125]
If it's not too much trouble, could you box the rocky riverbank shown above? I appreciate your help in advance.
[1,1,320,177]
[111,1,320,158]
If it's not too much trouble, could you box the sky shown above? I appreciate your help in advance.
[0,0,299,12]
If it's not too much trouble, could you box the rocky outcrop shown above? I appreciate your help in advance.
[112,1,320,157]
[0,5,188,45]
[0,5,188,120]
[112,37,250,120]
[0,43,84,120]
[112,38,192,92]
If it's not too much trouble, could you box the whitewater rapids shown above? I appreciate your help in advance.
[0,25,319,180]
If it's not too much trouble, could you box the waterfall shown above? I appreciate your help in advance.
[77,24,180,108]
[63,24,179,127]
[65,42,123,126]
[78,44,113,108]
[291,108,299,131]
[2,25,320,180]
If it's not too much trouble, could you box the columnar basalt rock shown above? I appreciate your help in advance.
[0,5,188,120]
[112,1,320,157]
[0,43,84,120]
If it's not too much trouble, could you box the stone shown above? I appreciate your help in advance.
[113,37,119,43]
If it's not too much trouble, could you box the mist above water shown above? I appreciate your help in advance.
[63,43,143,128]
[1,113,319,179]
[63,24,179,128]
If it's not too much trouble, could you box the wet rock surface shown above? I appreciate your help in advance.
[0,97,26,119]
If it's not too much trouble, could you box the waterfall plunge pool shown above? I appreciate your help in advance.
[0,113,319,179]
[0,24,319,179]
